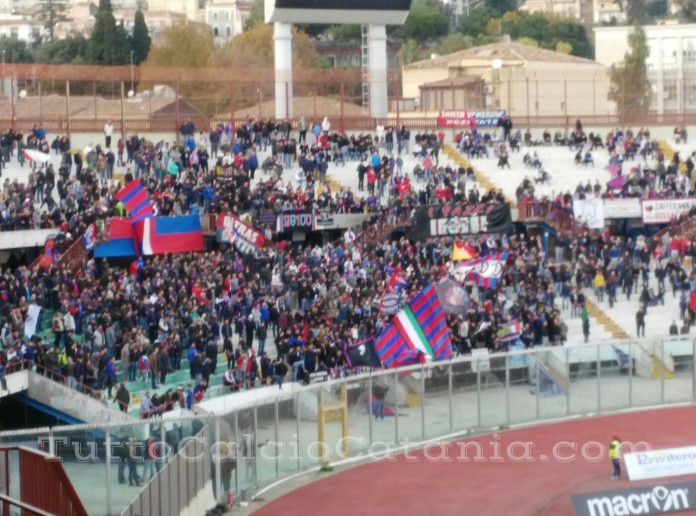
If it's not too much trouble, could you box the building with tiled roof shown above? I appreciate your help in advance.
[402,36,612,118]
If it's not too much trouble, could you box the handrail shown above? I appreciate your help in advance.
[0,493,55,516]
[6,360,105,400]
[0,445,89,516]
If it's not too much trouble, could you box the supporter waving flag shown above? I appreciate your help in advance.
[452,241,477,261]
[116,180,153,222]
[375,284,452,366]
[345,338,382,369]
[379,265,408,314]
[451,251,509,288]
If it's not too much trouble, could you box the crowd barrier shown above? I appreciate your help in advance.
[1,338,694,514]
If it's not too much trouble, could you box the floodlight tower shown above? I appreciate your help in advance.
[265,0,412,120]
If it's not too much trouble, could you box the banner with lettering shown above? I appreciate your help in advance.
[438,110,506,128]
[642,198,696,224]
[408,203,512,240]
[216,213,265,254]
[276,211,314,232]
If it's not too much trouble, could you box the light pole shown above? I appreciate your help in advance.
[129,50,135,97]
[491,58,502,110]
[2,50,5,99]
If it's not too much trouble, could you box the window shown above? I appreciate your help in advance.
[214,27,219,36]
[10,28,18,39]
[662,38,677,68]
[214,12,218,21]
[226,26,232,37]
[683,38,696,67]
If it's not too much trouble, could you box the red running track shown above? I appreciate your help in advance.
[254,406,696,516]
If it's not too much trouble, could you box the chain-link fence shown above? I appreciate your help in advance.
[1,63,696,137]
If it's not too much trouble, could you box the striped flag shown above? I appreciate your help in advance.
[451,251,508,288]
[408,284,452,361]
[116,180,153,222]
[374,284,452,367]
[374,324,424,368]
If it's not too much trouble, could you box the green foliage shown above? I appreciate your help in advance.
[517,36,538,47]
[35,35,86,64]
[330,25,362,43]
[458,11,593,58]
[397,39,423,65]
[0,38,34,63]
[555,41,573,54]
[673,0,696,20]
[458,8,497,38]
[485,0,519,16]
[245,0,265,30]
[86,0,129,64]
[35,0,71,41]
[399,0,450,43]
[130,10,151,65]
[432,33,473,55]
[647,0,669,17]
[608,24,651,117]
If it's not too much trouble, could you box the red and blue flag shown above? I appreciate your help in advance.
[94,218,136,258]
[116,180,153,222]
[135,215,205,256]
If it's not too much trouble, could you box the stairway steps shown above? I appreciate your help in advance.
[584,299,631,340]
[443,144,517,207]
[657,140,687,175]
[540,361,569,391]
[650,354,675,380]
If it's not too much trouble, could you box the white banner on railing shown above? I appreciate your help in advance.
[573,198,604,229]
[625,445,696,481]
[642,199,696,225]
[604,198,641,219]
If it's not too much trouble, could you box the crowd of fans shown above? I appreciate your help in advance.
[0,117,694,416]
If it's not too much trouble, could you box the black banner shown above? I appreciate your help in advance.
[408,203,512,240]
[571,481,696,516]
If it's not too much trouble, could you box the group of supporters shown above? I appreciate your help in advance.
[0,117,694,415]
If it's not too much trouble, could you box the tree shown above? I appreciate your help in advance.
[216,24,319,69]
[608,24,651,118]
[0,38,34,63]
[245,0,265,30]
[517,36,539,47]
[485,0,519,16]
[130,10,151,65]
[458,8,497,38]
[144,24,215,69]
[36,0,71,41]
[613,0,649,23]
[142,24,216,105]
[330,25,362,43]
[460,12,594,58]
[432,33,473,55]
[86,0,128,65]
[399,0,450,43]
[673,0,696,20]
[35,35,87,63]
[397,39,422,65]
[555,41,573,54]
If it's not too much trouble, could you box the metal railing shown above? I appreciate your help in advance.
[0,446,88,516]
[1,338,693,514]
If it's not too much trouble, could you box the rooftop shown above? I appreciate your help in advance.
[405,39,599,70]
